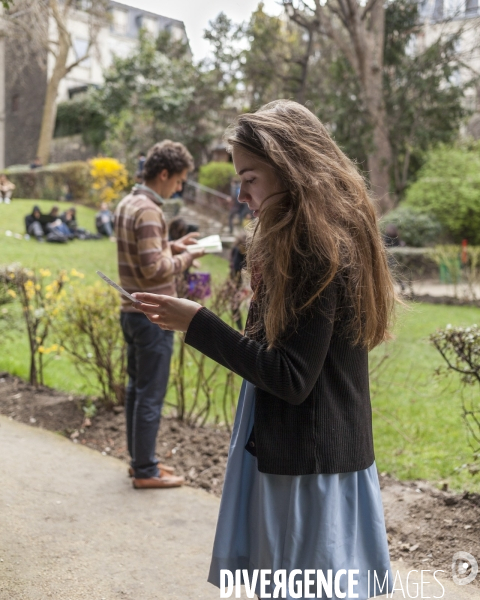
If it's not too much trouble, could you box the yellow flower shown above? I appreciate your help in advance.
[35,284,41,291]
[89,157,128,205]
[6,289,16,298]
[38,346,45,354]
[70,268,85,279]
[39,268,51,278]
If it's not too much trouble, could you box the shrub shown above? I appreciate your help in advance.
[169,276,250,428]
[2,162,91,202]
[53,281,127,406]
[405,144,480,244]
[0,268,21,346]
[3,266,67,386]
[198,162,236,194]
[54,94,108,150]
[89,157,129,206]
[431,325,480,471]
[380,206,443,247]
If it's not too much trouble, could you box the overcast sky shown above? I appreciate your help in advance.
[116,0,283,60]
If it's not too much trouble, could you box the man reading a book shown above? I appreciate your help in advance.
[115,140,204,489]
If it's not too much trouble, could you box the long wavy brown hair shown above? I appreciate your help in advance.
[225,100,397,350]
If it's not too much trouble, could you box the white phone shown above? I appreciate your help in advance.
[96,270,137,303]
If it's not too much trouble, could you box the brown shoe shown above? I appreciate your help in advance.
[128,463,175,477]
[132,474,184,489]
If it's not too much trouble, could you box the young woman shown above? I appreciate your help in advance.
[133,100,396,599]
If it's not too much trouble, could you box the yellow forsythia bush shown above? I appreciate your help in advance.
[54,281,127,406]
[89,157,128,205]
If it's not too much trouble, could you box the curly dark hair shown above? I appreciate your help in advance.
[143,140,194,181]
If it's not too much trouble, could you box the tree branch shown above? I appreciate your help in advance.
[361,0,380,20]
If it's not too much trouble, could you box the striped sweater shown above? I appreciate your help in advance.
[114,186,193,312]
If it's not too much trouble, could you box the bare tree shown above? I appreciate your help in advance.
[3,0,108,164]
[283,0,393,213]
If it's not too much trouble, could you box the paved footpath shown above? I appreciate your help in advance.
[0,416,478,600]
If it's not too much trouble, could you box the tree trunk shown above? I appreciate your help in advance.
[295,28,314,105]
[352,1,394,214]
[36,4,70,165]
[367,116,393,214]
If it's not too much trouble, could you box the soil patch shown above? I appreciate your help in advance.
[1,373,479,586]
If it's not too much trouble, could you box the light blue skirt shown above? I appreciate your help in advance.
[208,380,393,599]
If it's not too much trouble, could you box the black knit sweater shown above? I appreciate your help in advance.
[184,281,375,476]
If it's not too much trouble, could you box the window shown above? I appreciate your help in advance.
[432,0,444,19]
[136,15,157,36]
[112,8,128,35]
[466,0,479,15]
[73,38,90,67]
[167,24,184,42]
[74,0,92,10]
[444,0,466,16]
[12,94,20,113]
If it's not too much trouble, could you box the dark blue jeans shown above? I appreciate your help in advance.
[120,312,174,478]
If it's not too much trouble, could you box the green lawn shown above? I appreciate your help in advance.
[1,199,118,284]
[1,200,480,492]
[370,303,480,493]
[1,200,229,286]
[0,198,230,393]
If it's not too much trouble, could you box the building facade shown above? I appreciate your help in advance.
[417,0,480,124]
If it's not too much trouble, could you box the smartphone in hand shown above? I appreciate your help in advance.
[96,270,136,303]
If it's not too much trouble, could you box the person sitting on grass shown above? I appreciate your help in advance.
[0,175,15,204]
[24,206,45,241]
[46,206,73,241]
[61,207,79,235]
[95,202,115,240]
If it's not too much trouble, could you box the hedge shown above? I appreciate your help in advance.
[198,162,236,194]
[3,162,91,202]
[405,144,480,244]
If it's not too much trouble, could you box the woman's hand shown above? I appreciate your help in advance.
[132,292,202,332]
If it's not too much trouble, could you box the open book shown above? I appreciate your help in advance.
[186,234,223,254]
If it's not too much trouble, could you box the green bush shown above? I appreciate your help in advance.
[2,162,91,202]
[431,325,480,469]
[53,281,127,406]
[381,206,443,247]
[198,162,236,194]
[54,94,107,150]
[405,144,480,244]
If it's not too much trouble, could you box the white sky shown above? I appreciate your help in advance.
[115,0,284,60]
